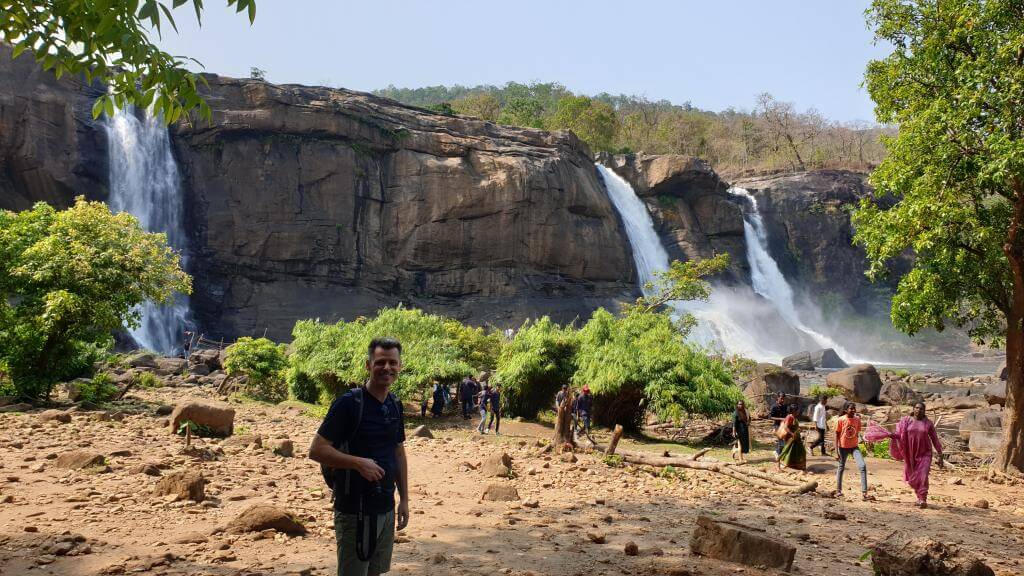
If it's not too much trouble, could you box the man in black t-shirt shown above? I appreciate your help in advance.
[309,337,409,576]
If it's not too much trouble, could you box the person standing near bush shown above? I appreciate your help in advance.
[308,337,409,576]
[810,396,829,456]
[430,380,445,418]
[476,383,491,434]
[486,384,502,436]
[555,384,568,410]
[575,386,593,434]
[769,393,788,460]
[459,375,478,420]
[835,402,870,500]
[731,400,751,464]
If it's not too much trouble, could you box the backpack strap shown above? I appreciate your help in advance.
[325,386,366,501]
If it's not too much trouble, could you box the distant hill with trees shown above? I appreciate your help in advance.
[374,82,892,176]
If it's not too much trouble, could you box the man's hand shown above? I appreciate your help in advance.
[396,499,409,530]
[355,458,385,482]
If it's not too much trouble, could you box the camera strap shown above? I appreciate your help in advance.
[355,495,380,562]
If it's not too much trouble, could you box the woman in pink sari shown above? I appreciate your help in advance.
[892,402,944,508]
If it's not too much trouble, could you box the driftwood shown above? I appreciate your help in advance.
[553,392,576,449]
[605,425,624,455]
[589,432,816,494]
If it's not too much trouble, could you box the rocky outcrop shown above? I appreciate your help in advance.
[601,153,747,283]
[732,170,901,316]
[174,77,635,339]
[0,45,107,211]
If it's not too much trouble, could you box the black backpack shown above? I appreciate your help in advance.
[320,387,399,499]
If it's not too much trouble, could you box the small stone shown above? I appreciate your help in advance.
[270,439,294,457]
[947,477,964,486]
[522,499,539,508]
[587,532,606,544]
[973,499,990,509]
[624,541,639,556]
[411,425,433,439]
[38,409,71,424]
[24,526,38,532]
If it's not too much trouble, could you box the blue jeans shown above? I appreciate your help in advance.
[775,439,785,456]
[461,399,473,419]
[477,409,488,432]
[836,447,868,493]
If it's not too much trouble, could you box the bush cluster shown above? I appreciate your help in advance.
[224,337,289,403]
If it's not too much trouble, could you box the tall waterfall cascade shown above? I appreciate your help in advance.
[597,164,863,363]
[106,108,190,354]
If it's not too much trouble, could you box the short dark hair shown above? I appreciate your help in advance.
[788,403,799,413]
[367,337,402,361]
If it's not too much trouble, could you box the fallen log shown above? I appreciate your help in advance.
[605,425,624,456]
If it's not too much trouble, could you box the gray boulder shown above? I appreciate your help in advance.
[958,408,1003,440]
[995,361,1007,380]
[811,348,848,369]
[743,363,800,417]
[781,351,814,371]
[982,380,1006,407]
[879,381,924,406]
[826,364,883,404]
[154,357,187,376]
[689,515,796,572]
[968,431,1003,454]
[871,532,994,576]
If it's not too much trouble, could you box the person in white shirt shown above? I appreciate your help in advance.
[810,396,829,456]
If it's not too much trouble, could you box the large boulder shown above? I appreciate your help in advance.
[958,408,1003,441]
[826,364,883,404]
[481,483,520,502]
[226,505,307,535]
[689,515,795,572]
[870,532,994,576]
[781,351,814,371]
[188,349,222,373]
[126,351,158,369]
[55,450,105,470]
[168,401,235,436]
[879,381,924,406]
[982,380,1006,407]
[744,363,800,417]
[810,348,848,369]
[155,470,205,502]
[154,357,187,376]
[968,431,1003,454]
[481,452,513,478]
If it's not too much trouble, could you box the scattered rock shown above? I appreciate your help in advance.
[168,401,235,436]
[38,409,71,424]
[624,541,639,556]
[811,348,848,369]
[225,505,307,535]
[188,349,223,373]
[827,364,883,404]
[744,364,800,416]
[481,483,520,502]
[982,381,1006,407]
[689,515,796,572]
[522,498,539,508]
[958,409,1004,440]
[222,434,262,450]
[781,351,814,371]
[172,533,209,544]
[0,402,32,413]
[481,453,513,478]
[126,352,158,369]
[410,425,433,439]
[130,463,162,476]
[879,381,924,406]
[972,499,989,509]
[586,532,606,544]
[947,477,964,486]
[154,357,187,376]
[154,470,205,502]
[968,431,1004,454]
[270,439,294,457]
[55,450,105,470]
[870,532,994,576]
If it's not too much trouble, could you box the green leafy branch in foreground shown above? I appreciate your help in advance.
[0,0,257,123]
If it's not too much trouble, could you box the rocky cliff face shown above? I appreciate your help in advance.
[601,153,748,283]
[732,170,896,316]
[172,78,635,339]
[0,46,107,211]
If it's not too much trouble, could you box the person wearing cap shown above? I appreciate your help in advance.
[575,386,593,434]
[555,384,568,410]
[769,392,788,460]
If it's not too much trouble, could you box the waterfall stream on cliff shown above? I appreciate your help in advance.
[106,108,190,354]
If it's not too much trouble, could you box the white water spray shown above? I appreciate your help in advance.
[106,108,190,354]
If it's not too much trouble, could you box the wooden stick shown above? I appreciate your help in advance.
[605,425,624,456]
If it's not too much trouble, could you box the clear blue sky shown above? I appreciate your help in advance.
[154,0,889,123]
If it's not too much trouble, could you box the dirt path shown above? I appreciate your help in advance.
[1,386,1022,575]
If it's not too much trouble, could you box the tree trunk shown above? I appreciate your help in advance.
[784,133,805,171]
[553,393,576,449]
[605,425,624,455]
[997,190,1024,474]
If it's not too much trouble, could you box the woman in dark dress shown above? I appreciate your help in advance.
[431,380,445,417]
[732,400,751,463]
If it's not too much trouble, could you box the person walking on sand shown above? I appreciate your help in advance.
[892,402,944,508]
[732,400,751,464]
[476,383,491,434]
[810,396,829,456]
[308,337,409,576]
[769,393,788,460]
[835,402,870,500]
[486,384,502,436]
[777,403,806,471]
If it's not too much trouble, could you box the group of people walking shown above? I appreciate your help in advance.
[732,391,945,507]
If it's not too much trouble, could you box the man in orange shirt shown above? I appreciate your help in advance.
[834,402,870,500]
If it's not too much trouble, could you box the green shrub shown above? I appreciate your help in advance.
[76,372,119,403]
[659,465,686,480]
[808,385,846,399]
[134,371,160,389]
[176,419,215,437]
[860,439,891,459]
[496,317,578,419]
[287,365,320,404]
[224,337,289,403]
[602,454,624,468]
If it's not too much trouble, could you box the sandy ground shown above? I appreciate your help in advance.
[1,385,1022,576]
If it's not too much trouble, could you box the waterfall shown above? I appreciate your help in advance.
[598,164,860,363]
[106,108,190,354]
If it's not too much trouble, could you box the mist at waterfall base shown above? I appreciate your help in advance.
[597,164,919,365]
[106,108,191,355]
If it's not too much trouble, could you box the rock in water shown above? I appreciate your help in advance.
[689,515,795,572]
[155,470,205,502]
[781,351,815,371]
[826,364,882,404]
[168,401,235,436]
[226,505,307,535]
[410,425,433,439]
[870,532,994,576]
[481,483,520,502]
[810,348,848,369]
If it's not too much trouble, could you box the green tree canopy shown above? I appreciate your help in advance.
[854,0,1024,471]
[495,317,579,419]
[450,93,501,122]
[1,0,256,122]
[0,198,191,399]
[546,95,619,152]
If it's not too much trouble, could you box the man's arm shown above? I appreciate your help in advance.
[395,443,409,530]
[308,434,384,481]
